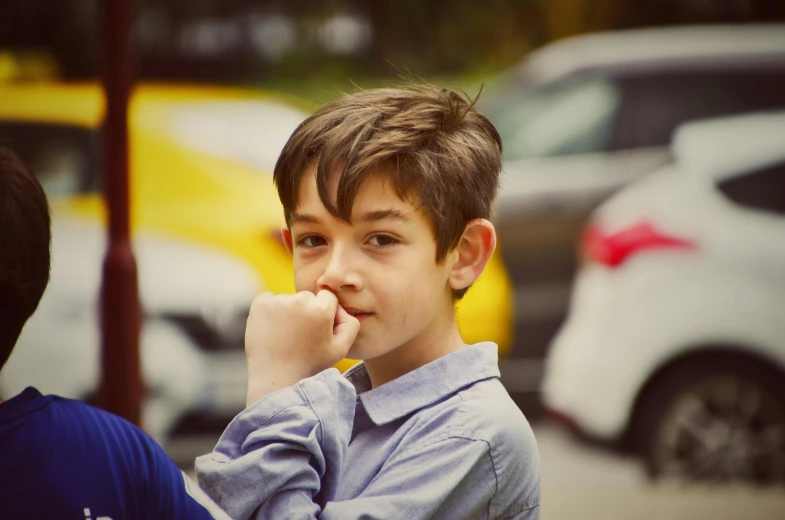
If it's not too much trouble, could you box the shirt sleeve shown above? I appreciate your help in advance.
[195,368,357,520]
[195,368,539,520]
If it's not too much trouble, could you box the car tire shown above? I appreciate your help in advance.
[634,352,785,485]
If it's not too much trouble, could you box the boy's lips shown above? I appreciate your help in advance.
[343,307,373,322]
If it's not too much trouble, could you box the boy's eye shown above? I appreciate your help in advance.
[298,235,327,248]
[368,234,398,247]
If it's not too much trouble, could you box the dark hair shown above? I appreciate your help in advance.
[274,84,502,299]
[0,146,51,371]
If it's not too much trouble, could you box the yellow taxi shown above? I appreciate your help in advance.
[0,81,514,371]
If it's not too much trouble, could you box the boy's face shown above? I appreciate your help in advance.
[285,166,456,361]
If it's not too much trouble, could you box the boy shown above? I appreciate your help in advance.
[0,146,227,519]
[196,85,540,519]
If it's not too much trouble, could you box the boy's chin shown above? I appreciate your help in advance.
[345,343,365,361]
[346,337,380,361]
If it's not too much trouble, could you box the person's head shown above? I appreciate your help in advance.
[273,85,502,361]
[0,146,51,371]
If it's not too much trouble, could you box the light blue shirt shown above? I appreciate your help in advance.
[196,342,540,519]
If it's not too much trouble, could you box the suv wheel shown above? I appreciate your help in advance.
[637,355,785,484]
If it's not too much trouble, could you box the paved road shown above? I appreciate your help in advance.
[174,420,785,519]
[537,422,785,520]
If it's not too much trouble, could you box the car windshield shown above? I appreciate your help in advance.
[169,100,308,174]
[487,76,621,161]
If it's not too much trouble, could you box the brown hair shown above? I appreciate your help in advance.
[274,84,502,298]
[0,145,51,370]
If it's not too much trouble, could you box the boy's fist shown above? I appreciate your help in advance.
[244,290,361,406]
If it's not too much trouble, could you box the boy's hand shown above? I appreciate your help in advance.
[244,290,361,406]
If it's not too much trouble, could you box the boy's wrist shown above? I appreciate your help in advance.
[245,362,309,407]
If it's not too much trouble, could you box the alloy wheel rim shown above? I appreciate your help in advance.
[652,374,785,484]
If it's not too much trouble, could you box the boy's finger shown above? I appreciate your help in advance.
[333,305,361,352]
[315,289,339,315]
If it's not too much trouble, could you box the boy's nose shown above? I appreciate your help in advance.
[316,248,364,292]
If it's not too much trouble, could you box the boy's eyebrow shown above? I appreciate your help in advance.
[289,209,412,226]
[358,209,412,223]
[289,213,321,226]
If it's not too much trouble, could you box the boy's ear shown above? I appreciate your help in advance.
[281,225,294,255]
[448,218,497,292]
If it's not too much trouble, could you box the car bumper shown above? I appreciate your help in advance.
[542,260,694,441]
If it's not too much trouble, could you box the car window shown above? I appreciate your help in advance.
[0,123,98,196]
[488,76,621,161]
[618,69,785,150]
[717,159,785,216]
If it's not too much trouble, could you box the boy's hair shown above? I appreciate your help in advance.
[274,84,503,299]
[0,146,51,371]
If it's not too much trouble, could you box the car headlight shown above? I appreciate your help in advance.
[161,306,248,352]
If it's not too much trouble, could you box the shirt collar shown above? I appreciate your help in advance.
[0,387,45,425]
[343,342,500,426]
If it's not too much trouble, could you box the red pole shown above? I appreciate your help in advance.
[99,0,142,426]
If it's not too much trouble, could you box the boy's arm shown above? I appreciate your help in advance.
[195,368,356,520]
[196,289,359,518]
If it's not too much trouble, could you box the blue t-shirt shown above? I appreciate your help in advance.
[0,387,224,520]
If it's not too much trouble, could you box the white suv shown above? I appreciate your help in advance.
[486,25,785,389]
[543,111,785,483]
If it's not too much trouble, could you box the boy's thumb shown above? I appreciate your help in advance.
[333,305,361,353]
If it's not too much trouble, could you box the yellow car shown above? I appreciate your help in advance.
[0,81,513,372]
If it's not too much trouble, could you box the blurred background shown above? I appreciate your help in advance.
[2,1,785,518]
